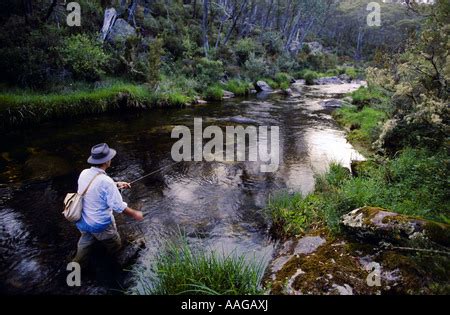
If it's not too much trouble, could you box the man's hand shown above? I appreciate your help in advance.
[133,210,144,222]
[123,207,144,222]
[116,181,131,189]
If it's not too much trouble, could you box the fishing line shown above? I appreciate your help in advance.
[128,161,183,185]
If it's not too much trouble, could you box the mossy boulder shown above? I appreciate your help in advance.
[341,207,450,248]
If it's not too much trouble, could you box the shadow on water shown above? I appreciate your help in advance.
[0,82,364,294]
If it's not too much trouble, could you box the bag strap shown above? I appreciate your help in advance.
[81,173,102,196]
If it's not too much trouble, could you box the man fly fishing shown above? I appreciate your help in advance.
[73,143,144,265]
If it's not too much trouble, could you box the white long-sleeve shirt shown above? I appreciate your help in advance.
[75,167,127,233]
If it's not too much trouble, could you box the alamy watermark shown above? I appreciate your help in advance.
[171,118,280,173]
[365,262,381,287]
[66,261,81,287]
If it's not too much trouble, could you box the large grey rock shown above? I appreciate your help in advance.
[106,18,136,44]
[293,236,326,255]
[222,90,235,99]
[100,8,117,41]
[341,207,450,248]
[255,81,273,92]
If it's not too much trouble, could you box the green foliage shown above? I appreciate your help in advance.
[244,53,270,81]
[234,38,261,65]
[274,72,293,86]
[0,80,197,129]
[260,31,284,56]
[204,85,224,101]
[147,38,164,86]
[195,58,225,86]
[264,192,321,239]
[266,148,450,236]
[302,70,319,85]
[59,34,109,81]
[0,19,64,87]
[350,86,386,108]
[344,67,358,80]
[316,148,450,231]
[132,238,265,295]
[333,104,387,147]
[221,79,251,96]
[260,78,279,89]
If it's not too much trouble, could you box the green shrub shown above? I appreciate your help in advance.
[147,37,164,86]
[234,38,261,65]
[279,81,290,90]
[244,53,270,81]
[260,31,284,55]
[345,67,358,80]
[303,70,319,85]
[204,85,224,101]
[221,79,251,96]
[132,238,265,295]
[325,69,340,76]
[274,72,293,86]
[260,78,279,89]
[59,34,109,81]
[195,58,224,86]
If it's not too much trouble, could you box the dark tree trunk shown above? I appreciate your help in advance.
[43,0,58,22]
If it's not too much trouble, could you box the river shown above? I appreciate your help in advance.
[0,81,364,294]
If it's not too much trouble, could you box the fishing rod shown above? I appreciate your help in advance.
[128,160,183,185]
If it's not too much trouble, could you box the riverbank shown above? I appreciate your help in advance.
[0,68,359,131]
[263,84,450,295]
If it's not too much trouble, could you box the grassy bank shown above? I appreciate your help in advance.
[131,238,265,295]
[265,86,449,238]
[0,71,298,128]
[0,82,195,130]
[332,87,389,156]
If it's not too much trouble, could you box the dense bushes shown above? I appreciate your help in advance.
[195,58,225,87]
[59,34,109,81]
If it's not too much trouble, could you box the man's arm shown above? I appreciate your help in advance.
[123,207,144,221]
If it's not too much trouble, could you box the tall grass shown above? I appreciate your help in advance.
[204,85,224,101]
[221,79,252,96]
[133,238,266,295]
[264,191,322,239]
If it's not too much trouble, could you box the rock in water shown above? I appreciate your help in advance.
[282,88,293,96]
[341,206,450,248]
[255,81,273,92]
[222,90,235,99]
[106,18,136,45]
[320,99,342,108]
[24,152,72,180]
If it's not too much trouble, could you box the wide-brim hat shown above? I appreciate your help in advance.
[87,143,117,164]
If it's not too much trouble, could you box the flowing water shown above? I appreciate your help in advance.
[0,82,364,294]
